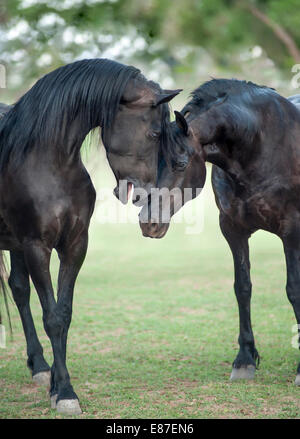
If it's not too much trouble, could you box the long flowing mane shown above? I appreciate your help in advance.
[0,58,141,170]
[0,103,11,118]
[160,103,193,171]
[183,78,300,147]
[190,78,277,111]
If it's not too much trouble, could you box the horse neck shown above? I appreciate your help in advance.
[191,106,254,186]
[194,99,293,188]
[47,116,96,165]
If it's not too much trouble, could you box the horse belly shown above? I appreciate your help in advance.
[0,215,20,250]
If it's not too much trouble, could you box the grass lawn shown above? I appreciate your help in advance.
[0,161,299,419]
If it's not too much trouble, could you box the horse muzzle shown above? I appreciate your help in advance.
[139,219,170,239]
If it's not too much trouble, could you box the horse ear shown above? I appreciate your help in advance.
[122,86,182,108]
[154,89,182,106]
[174,111,189,136]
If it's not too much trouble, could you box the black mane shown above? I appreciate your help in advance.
[0,58,141,170]
[0,103,11,117]
[160,104,193,171]
[190,78,277,112]
[0,58,191,173]
[181,78,299,147]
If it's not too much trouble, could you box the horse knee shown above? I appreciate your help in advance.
[43,311,62,337]
[234,280,252,299]
[286,283,300,305]
[43,304,72,338]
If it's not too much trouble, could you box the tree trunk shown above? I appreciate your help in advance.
[238,1,300,63]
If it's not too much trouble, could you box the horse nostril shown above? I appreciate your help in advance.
[133,194,140,204]
[148,221,159,235]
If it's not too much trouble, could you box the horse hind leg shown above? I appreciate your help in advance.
[8,250,51,386]
[282,238,300,385]
[219,214,259,380]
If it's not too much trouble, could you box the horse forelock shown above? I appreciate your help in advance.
[160,103,193,172]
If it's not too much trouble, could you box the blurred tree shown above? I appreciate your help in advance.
[139,0,300,67]
[0,0,299,95]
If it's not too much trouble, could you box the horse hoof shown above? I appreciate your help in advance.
[294,374,300,386]
[230,365,256,381]
[32,371,51,387]
[50,394,58,409]
[56,399,82,415]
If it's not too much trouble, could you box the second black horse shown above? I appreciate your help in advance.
[140,79,300,384]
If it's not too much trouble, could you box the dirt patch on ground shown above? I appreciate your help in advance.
[178,307,207,316]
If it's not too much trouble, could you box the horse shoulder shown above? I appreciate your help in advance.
[211,165,236,214]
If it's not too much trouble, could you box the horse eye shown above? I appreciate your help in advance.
[147,130,160,140]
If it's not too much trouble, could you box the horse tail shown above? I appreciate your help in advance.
[0,252,12,336]
[0,105,13,338]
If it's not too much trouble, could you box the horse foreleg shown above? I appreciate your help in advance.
[219,214,259,380]
[9,250,51,385]
[23,239,82,415]
[49,231,88,414]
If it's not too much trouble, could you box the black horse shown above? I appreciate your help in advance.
[140,79,300,384]
[0,58,188,415]
[0,103,11,118]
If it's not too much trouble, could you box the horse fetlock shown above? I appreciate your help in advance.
[50,390,81,415]
[56,382,78,401]
[231,347,258,381]
[27,354,50,375]
[233,345,259,369]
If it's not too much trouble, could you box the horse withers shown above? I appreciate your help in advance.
[140,79,300,384]
[0,58,189,415]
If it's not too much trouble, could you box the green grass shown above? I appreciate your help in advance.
[0,163,299,418]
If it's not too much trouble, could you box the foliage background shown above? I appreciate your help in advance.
[1,0,300,102]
